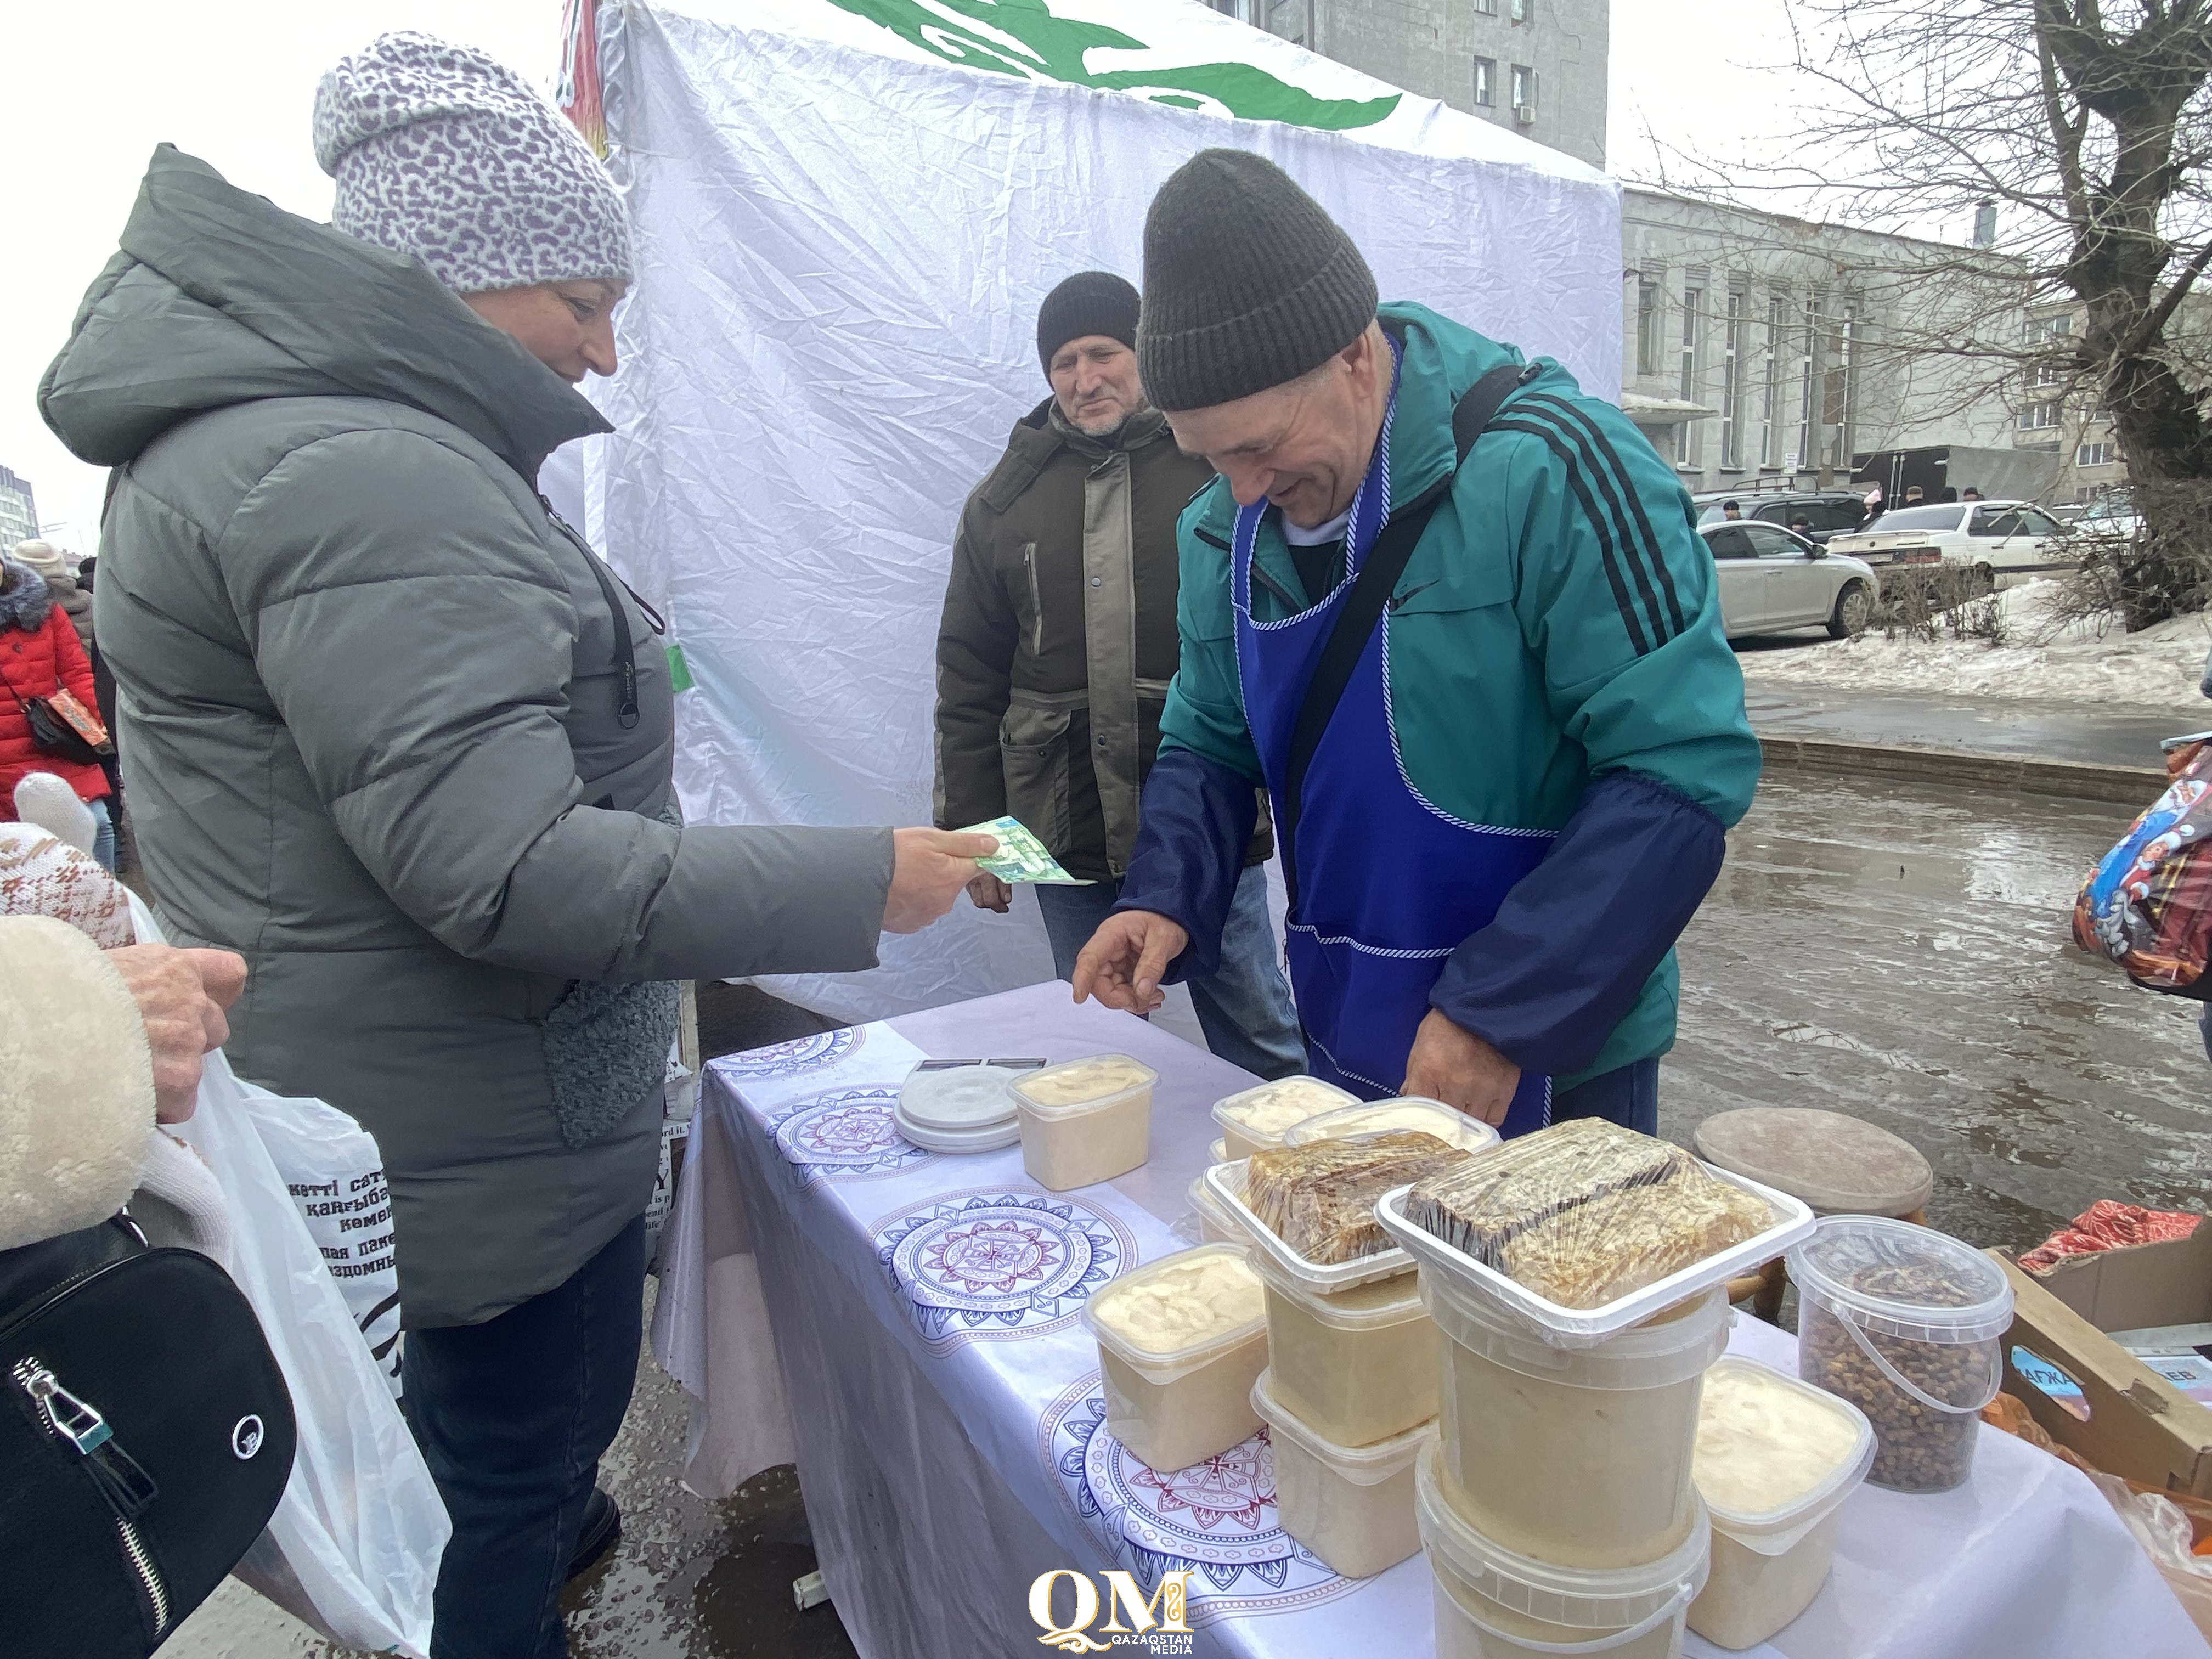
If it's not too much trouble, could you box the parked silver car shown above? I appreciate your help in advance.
[1702,521,1880,639]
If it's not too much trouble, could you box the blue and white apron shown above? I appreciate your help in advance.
[1231,347,1555,1135]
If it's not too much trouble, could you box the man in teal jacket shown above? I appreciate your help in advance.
[1073,151,1759,1135]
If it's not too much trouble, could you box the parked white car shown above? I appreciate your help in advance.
[1702,521,1880,639]
[1827,500,2079,591]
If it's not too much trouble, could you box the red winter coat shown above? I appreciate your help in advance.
[0,601,112,811]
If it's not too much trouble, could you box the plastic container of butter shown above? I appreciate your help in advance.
[1212,1076,1360,1160]
[1687,1357,1874,1650]
[1424,1273,1731,1570]
[1012,1054,1156,1191]
[1250,1369,1429,1578]
[1085,1244,1269,1472]
[1420,1438,1710,1659]
[1283,1097,1502,1156]
[1188,1173,1250,1248]
[1250,1251,1437,1447]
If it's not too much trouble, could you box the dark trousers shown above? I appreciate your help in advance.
[403,1216,646,1659]
[1550,1057,1661,1137]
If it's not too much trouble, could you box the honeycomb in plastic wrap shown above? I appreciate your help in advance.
[1405,1118,1771,1308]
[1246,1131,1471,1265]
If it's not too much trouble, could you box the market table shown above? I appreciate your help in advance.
[651,982,2203,1658]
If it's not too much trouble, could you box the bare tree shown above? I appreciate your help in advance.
[1648,1,2211,629]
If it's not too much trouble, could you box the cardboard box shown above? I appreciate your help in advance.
[1995,1233,2212,1497]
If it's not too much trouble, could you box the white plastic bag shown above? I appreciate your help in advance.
[246,1090,405,1397]
[133,895,444,1655]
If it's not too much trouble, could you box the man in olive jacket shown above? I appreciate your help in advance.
[935,272,1302,1079]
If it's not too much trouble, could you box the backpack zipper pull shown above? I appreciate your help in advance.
[14,1355,160,1517]
[16,1357,112,1453]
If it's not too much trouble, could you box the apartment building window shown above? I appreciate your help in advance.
[2026,311,2072,343]
[1474,0,1497,12]
[1761,296,1787,468]
[1474,57,1496,108]
[1719,292,1744,469]
[2078,441,2116,467]
[2030,359,2064,388]
[1510,65,1536,119]
[2018,400,2061,430]
[1510,0,1531,20]
[1794,300,1821,471]
[1636,281,1661,376]
[1678,287,1706,467]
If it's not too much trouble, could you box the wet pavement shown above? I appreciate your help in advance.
[160,770,2212,1656]
[1663,770,2212,1251]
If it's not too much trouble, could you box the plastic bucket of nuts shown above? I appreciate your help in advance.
[1786,1216,2012,1494]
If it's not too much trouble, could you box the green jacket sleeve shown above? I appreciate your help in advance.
[1156,493,1266,786]
[932,499,1015,830]
[1498,394,1760,823]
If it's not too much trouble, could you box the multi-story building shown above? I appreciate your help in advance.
[1207,0,1607,168]
[1618,190,2021,500]
[2017,294,2212,505]
[0,466,36,550]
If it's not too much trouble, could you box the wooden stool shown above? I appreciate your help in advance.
[1694,1108,1934,1325]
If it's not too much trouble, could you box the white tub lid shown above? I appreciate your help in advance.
[899,1064,1021,1131]
[1414,1440,1710,1628]
[1786,1215,2013,1344]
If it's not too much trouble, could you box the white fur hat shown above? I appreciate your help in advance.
[0,916,155,1250]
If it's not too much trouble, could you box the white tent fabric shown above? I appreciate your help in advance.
[582,0,1622,1023]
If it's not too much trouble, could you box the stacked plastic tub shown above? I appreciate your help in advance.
[1378,1159,1815,1658]
[1205,1101,1500,1578]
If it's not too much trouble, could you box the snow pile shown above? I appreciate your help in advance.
[1739,580,2212,712]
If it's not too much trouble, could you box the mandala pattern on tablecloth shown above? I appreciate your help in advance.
[1039,1376,1352,1623]
[768,1086,932,1184]
[874,1189,1130,1350]
[714,1026,866,1077]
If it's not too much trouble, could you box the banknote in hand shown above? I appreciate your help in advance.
[954,816,1095,885]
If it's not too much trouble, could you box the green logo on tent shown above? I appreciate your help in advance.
[827,0,1400,131]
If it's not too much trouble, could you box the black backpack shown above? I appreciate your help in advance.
[0,1215,296,1658]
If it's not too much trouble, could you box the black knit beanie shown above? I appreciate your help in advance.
[1036,272,1141,377]
[1138,149,1378,413]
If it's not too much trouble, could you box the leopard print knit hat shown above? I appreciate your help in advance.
[313,31,631,295]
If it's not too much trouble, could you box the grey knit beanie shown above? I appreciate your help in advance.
[1138,150,1378,413]
[313,31,631,295]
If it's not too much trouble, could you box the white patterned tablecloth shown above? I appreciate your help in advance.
[650,982,2204,1659]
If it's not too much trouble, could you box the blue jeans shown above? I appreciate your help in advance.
[1036,864,1307,1080]
[86,797,115,873]
[1549,1058,1660,1137]
[403,1216,646,1659]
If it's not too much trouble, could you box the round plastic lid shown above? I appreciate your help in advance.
[899,1065,1020,1132]
[1786,1215,2012,1343]
[894,1108,1022,1155]
[1693,1107,1933,1216]
[1415,1440,1710,1628]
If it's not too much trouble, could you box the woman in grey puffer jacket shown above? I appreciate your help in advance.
[39,33,988,1659]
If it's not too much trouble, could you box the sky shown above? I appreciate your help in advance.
[8,0,1836,549]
